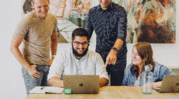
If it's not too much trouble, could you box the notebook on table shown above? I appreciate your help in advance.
[154,75,179,93]
[30,86,64,94]
[63,75,99,94]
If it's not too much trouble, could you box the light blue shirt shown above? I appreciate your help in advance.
[122,62,176,86]
[48,48,109,80]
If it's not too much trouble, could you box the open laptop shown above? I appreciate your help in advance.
[154,75,179,93]
[63,75,99,94]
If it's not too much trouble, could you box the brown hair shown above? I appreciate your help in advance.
[130,42,155,77]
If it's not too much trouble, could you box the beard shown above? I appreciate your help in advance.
[72,45,88,57]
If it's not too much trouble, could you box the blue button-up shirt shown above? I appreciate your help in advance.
[122,62,176,86]
[85,2,127,61]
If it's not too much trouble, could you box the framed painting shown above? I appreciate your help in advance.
[113,0,176,43]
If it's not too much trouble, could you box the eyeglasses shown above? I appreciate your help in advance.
[73,41,88,46]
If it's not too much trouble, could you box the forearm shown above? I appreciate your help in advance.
[99,77,108,87]
[113,39,124,51]
[51,34,57,56]
[51,42,57,55]
[153,81,162,88]
[48,76,64,87]
[10,46,30,70]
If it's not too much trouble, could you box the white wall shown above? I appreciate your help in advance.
[0,0,178,99]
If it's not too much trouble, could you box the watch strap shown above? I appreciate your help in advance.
[111,47,119,52]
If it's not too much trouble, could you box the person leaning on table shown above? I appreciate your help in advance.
[122,42,176,88]
[47,28,109,88]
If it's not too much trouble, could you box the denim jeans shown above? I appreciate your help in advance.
[106,55,127,86]
[22,65,49,96]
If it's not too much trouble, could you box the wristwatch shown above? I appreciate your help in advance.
[111,47,119,52]
[52,55,56,58]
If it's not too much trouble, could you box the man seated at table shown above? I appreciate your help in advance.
[47,28,109,87]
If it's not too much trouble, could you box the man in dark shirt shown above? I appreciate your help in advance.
[85,0,127,85]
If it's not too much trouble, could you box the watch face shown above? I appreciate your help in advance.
[112,47,118,52]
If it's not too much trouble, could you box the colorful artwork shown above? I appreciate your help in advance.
[22,0,91,43]
[113,0,176,43]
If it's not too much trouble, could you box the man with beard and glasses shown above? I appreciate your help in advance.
[48,28,108,88]
[10,0,57,96]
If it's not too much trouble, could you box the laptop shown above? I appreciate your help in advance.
[63,75,99,94]
[154,75,179,93]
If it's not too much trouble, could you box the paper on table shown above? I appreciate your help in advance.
[30,86,64,94]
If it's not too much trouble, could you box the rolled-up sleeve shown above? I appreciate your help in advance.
[95,53,109,80]
[47,53,65,80]
[117,7,127,42]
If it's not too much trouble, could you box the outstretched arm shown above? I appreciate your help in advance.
[105,39,124,67]
[105,7,127,67]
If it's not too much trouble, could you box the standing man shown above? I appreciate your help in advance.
[10,0,57,95]
[85,0,127,85]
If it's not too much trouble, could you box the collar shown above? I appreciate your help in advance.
[97,2,113,11]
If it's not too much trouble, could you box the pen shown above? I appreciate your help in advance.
[41,86,45,90]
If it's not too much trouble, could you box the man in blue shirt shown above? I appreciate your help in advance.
[85,0,127,85]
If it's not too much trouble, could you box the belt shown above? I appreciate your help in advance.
[30,64,50,67]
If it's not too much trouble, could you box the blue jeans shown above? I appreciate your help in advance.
[106,55,127,86]
[22,65,49,96]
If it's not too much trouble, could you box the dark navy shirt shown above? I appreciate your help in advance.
[85,2,127,61]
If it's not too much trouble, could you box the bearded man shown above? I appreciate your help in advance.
[48,28,108,88]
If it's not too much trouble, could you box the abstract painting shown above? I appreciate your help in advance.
[113,0,176,43]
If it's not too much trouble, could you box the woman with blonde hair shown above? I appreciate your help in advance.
[122,42,175,88]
